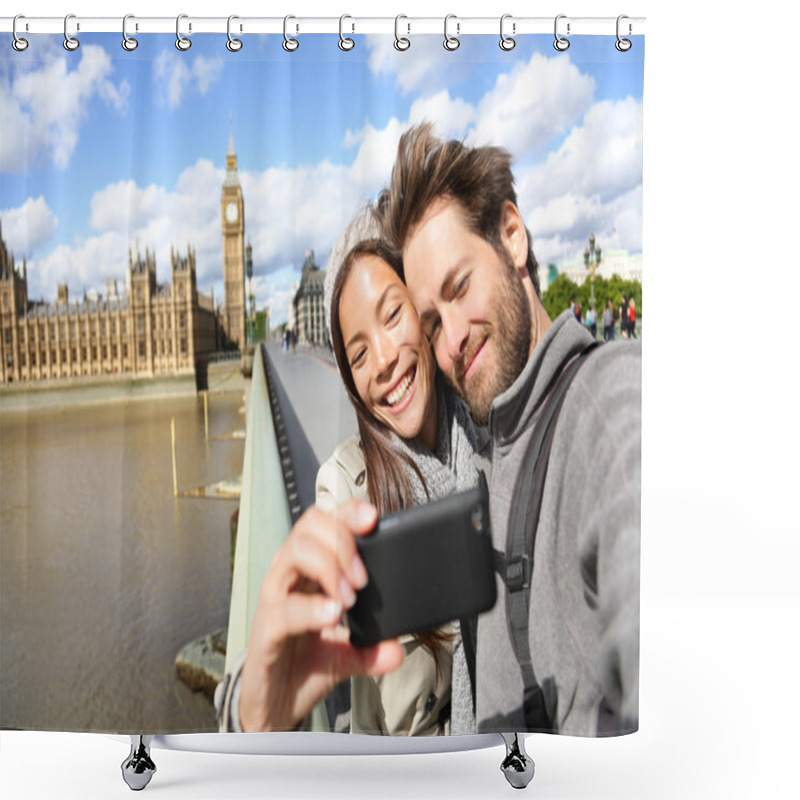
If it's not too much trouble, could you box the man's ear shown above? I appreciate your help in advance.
[499,200,528,272]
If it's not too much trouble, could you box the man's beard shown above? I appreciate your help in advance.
[453,248,531,426]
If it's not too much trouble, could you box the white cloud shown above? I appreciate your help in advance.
[364,33,479,96]
[153,52,224,110]
[365,34,439,95]
[605,184,644,254]
[0,44,129,171]
[20,160,224,305]
[0,196,58,256]
[515,97,643,266]
[250,266,302,326]
[359,47,597,166]
[28,231,126,301]
[531,181,643,274]
[89,180,169,234]
[519,97,643,206]
[342,127,365,150]
[408,91,476,138]
[348,119,407,188]
[469,53,595,158]
[529,193,603,240]
[99,77,131,113]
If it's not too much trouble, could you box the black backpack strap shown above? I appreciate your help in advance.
[501,341,600,730]
[459,614,478,713]
[460,470,487,715]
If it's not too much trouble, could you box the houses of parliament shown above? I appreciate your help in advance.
[0,130,247,387]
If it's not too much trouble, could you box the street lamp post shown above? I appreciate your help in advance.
[245,241,255,344]
[583,232,602,308]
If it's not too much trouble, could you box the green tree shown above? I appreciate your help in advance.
[542,273,580,320]
[544,272,642,322]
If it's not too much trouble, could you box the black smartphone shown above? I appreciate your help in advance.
[347,482,497,648]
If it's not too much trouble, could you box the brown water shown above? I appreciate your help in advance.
[0,391,244,733]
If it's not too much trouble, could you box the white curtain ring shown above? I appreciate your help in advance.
[443,14,460,51]
[122,14,138,51]
[394,15,410,51]
[339,15,355,51]
[283,15,299,52]
[12,15,29,52]
[499,14,516,51]
[64,13,80,51]
[176,14,191,51]
[616,15,632,52]
[227,15,243,52]
[553,14,570,51]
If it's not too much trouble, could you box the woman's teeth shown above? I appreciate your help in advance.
[385,369,414,406]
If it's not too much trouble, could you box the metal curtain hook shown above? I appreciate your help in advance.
[554,14,570,51]
[443,14,460,51]
[64,13,79,51]
[12,15,29,52]
[122,14,138,51]
[283,15,299,51]
[394,15,410,51]
[616,15,632,51]
[227,15,243,51]
[500,14,516,51]
[176,14,191,50]
[339,15,355,51]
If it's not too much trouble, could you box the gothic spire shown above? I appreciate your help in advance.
[226,113,238,174]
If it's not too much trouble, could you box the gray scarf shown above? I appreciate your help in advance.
[388,374,479,502]
[387,374,479,735]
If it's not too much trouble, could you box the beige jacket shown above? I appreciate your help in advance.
[316,436,452,736]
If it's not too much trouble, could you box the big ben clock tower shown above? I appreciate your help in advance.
[221,122,246,349]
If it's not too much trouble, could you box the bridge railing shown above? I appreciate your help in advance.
[223,343,329,731]
[203,350,242,363]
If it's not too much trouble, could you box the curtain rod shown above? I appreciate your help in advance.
[2,16,645,37]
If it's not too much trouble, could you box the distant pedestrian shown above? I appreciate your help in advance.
[603,299,615,341]
[620,295,629,339]
[628,298,637,339]
[586,304,597,339]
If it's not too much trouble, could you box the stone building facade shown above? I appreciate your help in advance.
[554,248,643,290]
[1,227,219,385]
[291,250,326,347]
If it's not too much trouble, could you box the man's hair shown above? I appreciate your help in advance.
[379,122,541,297]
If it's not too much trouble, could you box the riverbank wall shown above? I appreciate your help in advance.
[0,360,247,413]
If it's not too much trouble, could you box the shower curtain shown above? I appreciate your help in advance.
[0,21,644,738]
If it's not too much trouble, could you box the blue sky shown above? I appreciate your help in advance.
[1,32,644,324]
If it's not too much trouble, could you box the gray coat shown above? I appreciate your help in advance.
[475,310,641,736]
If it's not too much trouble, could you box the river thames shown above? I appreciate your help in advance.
[0,389,244,733]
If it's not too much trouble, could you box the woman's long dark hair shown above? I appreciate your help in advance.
[330,237,452,668]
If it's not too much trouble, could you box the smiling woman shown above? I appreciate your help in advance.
[338,245,438,450]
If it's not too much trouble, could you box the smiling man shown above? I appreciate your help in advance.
[380,123,642,737]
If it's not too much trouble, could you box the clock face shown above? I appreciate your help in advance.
[226,202,238,223]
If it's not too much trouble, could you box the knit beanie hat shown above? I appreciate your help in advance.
[323,205,382,337]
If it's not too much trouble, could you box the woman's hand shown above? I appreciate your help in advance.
[238,499,404,732]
